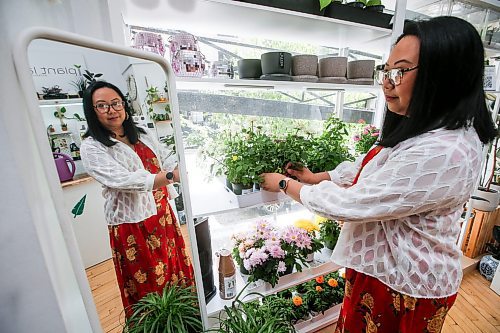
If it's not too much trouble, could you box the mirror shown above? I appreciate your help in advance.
[24,37,204,331]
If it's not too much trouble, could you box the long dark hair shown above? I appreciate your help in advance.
[379,16,497,147]
[82,81,145,147]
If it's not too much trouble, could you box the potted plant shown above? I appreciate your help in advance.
[317,216,341,250]
[322,0,392,28]
[124,282,202,333]
[61,123,68,131]
[47,124,55,133]
[209,284,296,333]
[293,218,323,262]
[365,0,384,12]
[302,272,345,316]
[352,119,380,155]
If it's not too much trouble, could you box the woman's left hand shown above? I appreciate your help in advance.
[260,173,286,192]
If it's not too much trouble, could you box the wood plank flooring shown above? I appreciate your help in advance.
[87,244,500,332]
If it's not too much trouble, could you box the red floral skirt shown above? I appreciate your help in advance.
[108,141,194,315]
[335,268,457,333]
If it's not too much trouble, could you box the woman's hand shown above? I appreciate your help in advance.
[260,173,286,192]
[285,162,317,184]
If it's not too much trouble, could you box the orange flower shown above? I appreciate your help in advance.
[328,278,338,287]
[316,286,323,292]
[341,271,346,279]
[292,296,303,306]
[316,275,324,284]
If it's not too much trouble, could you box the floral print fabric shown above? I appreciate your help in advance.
[108,141,194,314]
[334,268,457,333]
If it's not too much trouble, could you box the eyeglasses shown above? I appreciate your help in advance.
[375,65,419,86]
[93,100,126,114]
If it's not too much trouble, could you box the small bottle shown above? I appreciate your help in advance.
[217,249,236,300]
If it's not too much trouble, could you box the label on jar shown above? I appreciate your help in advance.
[222,275,236,299]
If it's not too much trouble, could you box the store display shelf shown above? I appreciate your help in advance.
[190,180,291,218]
[39,98,82,106]
[206,247,342,316]
[176,77,380,93]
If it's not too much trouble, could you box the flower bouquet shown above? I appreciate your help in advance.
[352,119,380,155]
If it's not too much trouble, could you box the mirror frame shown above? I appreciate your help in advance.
[13,27,207,329]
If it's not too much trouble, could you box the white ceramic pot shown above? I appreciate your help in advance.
[471,187,500,212]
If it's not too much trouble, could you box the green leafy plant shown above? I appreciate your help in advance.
[82,69,103,86]
[302,272,345,314]
[352,120,380,155]
[124,282,202,333]
[305,115,352,173]
[317,217,341,250]
[319,0,343,11]
[54,106,86,122]
[209,284,296,333]
[366,0,382,6]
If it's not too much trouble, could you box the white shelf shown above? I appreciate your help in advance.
[207,247,342,316]
[122,0,392,55]
[176,77,380,92]
[39,98,82,107]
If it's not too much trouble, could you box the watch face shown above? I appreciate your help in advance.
[279,179,286,189]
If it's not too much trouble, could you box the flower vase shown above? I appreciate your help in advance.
[479,254,499,281]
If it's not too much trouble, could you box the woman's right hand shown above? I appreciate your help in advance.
[285,162,317,184]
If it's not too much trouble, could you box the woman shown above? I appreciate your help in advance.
[261,17,497,332]
[80,81,194,313]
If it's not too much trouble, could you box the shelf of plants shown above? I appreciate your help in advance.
[39,98,82,107]
[206,247,342,316]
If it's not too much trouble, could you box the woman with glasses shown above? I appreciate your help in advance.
[261,17,497,332]
[80,81,194,314]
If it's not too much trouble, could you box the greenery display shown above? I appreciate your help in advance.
[209,285,296,333]
[146,86,171,122]
[316,216,341,250]
[124,282,202,333]
[302,271,345,314]
[352,119,380,155]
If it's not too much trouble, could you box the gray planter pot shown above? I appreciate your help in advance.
[261,51,292,75]
[237,59,262,79]
[292,54,318,76]
[292,75,318,82]
[318,57,347,78]
[347,60,375,79]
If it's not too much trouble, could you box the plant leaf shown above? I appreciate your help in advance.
[72,195,86,218]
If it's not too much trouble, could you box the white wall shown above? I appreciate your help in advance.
[0,0,125,332]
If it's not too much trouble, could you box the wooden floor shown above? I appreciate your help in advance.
[87,249,500,332]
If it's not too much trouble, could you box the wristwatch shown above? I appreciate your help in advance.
[166,171,174,180]
[279,177,291,194]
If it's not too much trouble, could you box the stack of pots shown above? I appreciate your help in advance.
[292,54,318,82]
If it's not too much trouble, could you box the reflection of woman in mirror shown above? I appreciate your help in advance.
[80,81,194,314]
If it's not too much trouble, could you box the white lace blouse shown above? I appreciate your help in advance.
[80,127,176,225]
[300,127,483,298]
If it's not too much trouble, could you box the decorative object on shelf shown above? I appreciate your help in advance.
[216,248,237,300]
[291,54,318,77]
[237,59,262,79]
[261,51,292,76]
[71,195,87,218]
[61,123,68,131]
[124,282,202,333]
[47,124,55,133]
[210,60,234,79]
[131,31,166,56]
[479,254,499,281]
[41,85,67,100]
[347,59,375,85]
[52,152,76,182]
[211,283,296,333]
[318,55,348,77]
[169,32,205,77]
[316,216,341,250]
[323,1,392,29]
[352,119,380,155]
[236,0,325,16]
[70,64,86,97]
[69,142,81,160]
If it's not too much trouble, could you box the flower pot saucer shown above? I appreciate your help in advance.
[292,75,319,82]
[260,74,292,81]
[318,77,348,84]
